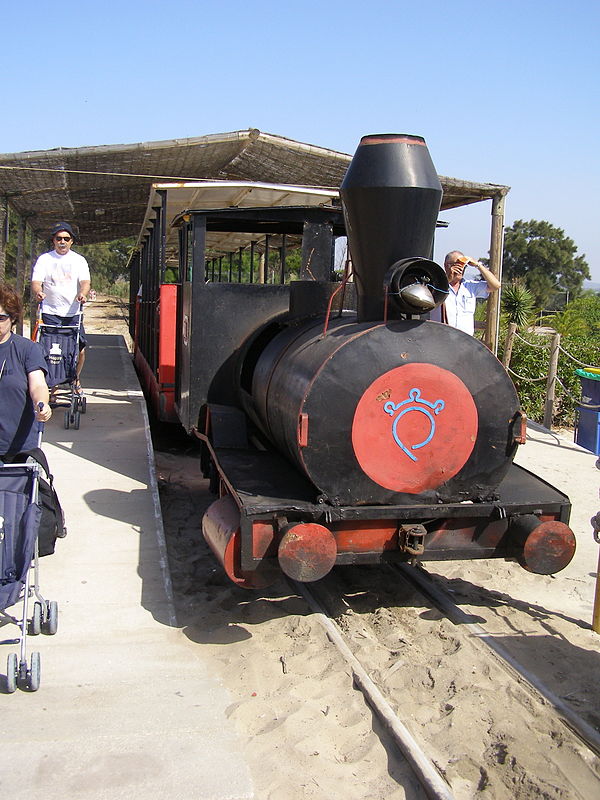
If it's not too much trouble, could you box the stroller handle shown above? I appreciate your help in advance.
[37,402,45,444]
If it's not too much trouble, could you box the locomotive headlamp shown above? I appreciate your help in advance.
[398,282,436,311]
[384,257,449,316]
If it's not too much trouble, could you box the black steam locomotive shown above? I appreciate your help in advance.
[130,134,575,587]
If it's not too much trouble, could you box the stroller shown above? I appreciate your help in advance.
[36,306,87,430]
[1,421,61,693]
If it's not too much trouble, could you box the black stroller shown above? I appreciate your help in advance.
[37,307,87,429]
[1,424,62,693]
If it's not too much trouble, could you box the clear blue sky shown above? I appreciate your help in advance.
[3,0,599,280]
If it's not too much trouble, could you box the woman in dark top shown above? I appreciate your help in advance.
[0,284,51,460]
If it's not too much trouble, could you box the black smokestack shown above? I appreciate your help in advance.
[340,134,442,322]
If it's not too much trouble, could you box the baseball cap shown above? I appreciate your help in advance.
[50,221,75,239]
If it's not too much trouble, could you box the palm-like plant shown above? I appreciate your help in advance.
[501,280,536,328]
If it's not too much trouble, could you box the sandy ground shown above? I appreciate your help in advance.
[82,296,600,799]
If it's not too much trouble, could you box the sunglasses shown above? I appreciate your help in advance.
[55,235,72,242]
[0,313,12,322]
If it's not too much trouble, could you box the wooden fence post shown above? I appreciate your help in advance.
[15,214,26,334]
[502,322,517,369]
[543,332,561,429]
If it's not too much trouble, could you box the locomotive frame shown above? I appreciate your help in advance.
[129,140,576,588]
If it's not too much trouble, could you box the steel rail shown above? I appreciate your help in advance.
[391,563,600,757]
[291,579,455,800]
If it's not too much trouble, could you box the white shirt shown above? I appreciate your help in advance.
[430,279,489,336]
[31,250,90,316]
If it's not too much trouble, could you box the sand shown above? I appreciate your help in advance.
[85,296,600,799]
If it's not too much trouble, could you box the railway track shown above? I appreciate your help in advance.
[297,564,600,800]
[391,562,600,757]
[153,434,600,799]
[292,578,454,800]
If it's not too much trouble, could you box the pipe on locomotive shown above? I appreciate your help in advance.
[339,133,449,321]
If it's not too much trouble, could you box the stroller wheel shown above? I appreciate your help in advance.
[80,396,87,414]
[18,658,28,689]
[31,601,43,636]
[6,653,18,694]
[45,600,58,636]
[64,410,70,429]
[74,411,81,430]
[27,652,41,692]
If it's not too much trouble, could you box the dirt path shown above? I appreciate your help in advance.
[80,293,131,340]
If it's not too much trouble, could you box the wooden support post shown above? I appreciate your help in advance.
[543,332,561,429]
[502,322,517,369]
[29,233,41,336]
[0,196,8,283]
[265,235,270,283]
[592,511,600,635]
[593,546,600,635]
[14,215,26,334]
[484,192,506,355]
[280,235,287,285]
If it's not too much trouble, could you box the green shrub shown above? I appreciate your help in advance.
[542,294,600,338]
[106,281,129,299]
[505,330,600,426]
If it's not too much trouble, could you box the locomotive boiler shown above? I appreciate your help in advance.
[130,134,576,588]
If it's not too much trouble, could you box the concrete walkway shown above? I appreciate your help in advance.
[0,333,253,800]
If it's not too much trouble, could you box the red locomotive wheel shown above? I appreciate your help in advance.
[352,363,478,493]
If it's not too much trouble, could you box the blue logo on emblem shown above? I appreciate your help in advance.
[383,388,445,462]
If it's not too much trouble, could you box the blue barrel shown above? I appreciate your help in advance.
[574,368,600,454]
[575,368,600,405]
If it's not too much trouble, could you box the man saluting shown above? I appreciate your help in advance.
[430,250,500,336]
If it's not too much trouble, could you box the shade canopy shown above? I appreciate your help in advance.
[0,129,508,244]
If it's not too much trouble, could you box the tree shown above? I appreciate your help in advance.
[502,220,590,308]
[2,211,37,287]
[77,238,135,292]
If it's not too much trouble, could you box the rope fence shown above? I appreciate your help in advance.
[558,344,597,369]
[555,375,600,410]
[506,367,546,383]
[513,329,550,349]
[502,322,600,428]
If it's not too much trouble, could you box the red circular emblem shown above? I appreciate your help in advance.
[352,363,478,493]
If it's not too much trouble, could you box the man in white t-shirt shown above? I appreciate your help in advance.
[31,222,91,397]
[430,250,500,335]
